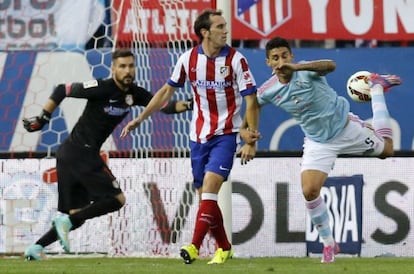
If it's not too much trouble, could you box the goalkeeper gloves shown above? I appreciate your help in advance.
[22,110,52,132]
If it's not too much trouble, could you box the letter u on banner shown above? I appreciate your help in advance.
[306,175,363,256]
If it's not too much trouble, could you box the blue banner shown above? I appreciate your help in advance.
[239,47,414,151]
[306,175,363,256]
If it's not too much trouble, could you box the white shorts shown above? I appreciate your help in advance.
[301,115,385,174]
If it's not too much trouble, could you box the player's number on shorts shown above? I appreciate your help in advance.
[365,137,375,147]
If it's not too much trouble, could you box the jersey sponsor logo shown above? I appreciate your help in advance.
[83,80,98,89]
[125,94,133,105]
[219,66,230,78]
[193,79,232,89]
[293,79,312,89]
[104,106,129,116]
[292,102,312,114]
[235,0,292,36]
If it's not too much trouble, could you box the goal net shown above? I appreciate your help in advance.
[0,0,219,257]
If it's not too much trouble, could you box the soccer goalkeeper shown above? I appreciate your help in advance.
[23,49,192,260]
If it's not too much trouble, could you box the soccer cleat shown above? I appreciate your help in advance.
[207,247,234,264]
[53,215,72,253]
[180,244,199,264]
[368,73,402,92]
[321,243,340,263]
[24,244,45,261]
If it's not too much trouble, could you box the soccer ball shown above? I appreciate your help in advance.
[346,70,372,102]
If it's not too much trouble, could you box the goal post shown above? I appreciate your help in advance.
[0,0,240,257]
[215,0,233,245]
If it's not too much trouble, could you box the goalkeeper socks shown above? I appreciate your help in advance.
[69,196,123,227]
[36,227,58,247]
[305,196,335,247]
[370,84,393,139]
[35,218,86,247]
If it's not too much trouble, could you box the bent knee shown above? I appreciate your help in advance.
[302,185,321,201]
[303,190,320,201]
[379,139,394,159]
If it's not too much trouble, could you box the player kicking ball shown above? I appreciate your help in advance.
[255,36,401,263]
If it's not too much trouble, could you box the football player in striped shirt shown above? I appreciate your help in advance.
[121,9,260,264]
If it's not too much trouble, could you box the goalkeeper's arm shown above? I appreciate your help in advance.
[22,84,63,132]
[160,97,193,114]
[22,98,57,132]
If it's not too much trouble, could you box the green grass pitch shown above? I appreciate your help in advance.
[1,256,414,274]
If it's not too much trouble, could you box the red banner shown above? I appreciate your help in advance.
[233,0,414,40]
[112,0,212,43]
[113,0,414,43]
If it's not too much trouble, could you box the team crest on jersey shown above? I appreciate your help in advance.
[219,66,230,78]
[125,94,133,105]
[82,80,98,89]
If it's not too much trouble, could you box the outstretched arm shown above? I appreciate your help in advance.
[120,83,176,138]
[280,59,336,76]
[160,96,193,114]
[296,59,336,75]
[22,85,63,132]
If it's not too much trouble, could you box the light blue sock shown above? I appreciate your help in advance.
[305,196,335,247]
[371,85,392,139]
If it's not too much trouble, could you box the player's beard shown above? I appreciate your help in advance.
[118,75,134,90]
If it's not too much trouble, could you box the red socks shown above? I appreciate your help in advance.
[191,199,231,250]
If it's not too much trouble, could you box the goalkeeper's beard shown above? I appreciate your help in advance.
[119,76,134,90]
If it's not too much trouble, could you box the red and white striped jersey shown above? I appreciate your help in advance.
[167,45,257,143]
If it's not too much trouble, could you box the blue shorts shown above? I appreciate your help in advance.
[190,134,238,189]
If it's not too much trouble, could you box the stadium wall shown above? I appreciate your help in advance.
[1,155,413,258]
[1,48,414,153]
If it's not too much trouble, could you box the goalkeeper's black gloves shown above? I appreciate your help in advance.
[22,110,51,132]
[186,97,193,111]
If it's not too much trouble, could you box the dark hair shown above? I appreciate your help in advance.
[194,9,222,41]
[265,37,292,57]
[112,49,134,61]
